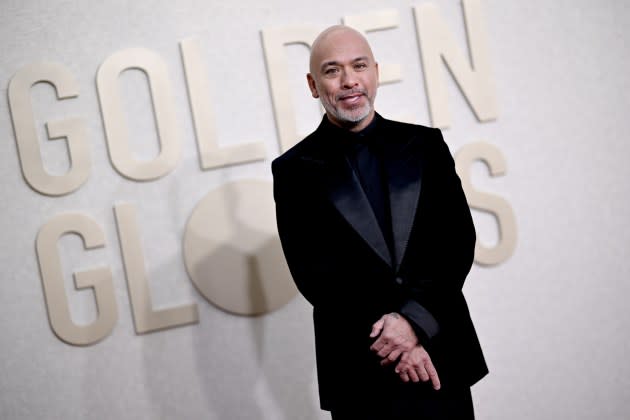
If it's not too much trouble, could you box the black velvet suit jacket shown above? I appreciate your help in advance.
[272,114,487,411]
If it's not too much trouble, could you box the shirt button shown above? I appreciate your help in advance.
[395,277,404,285]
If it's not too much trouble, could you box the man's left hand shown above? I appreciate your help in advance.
[369,313,418,365]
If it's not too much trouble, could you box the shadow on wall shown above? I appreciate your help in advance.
[138,176,324,419]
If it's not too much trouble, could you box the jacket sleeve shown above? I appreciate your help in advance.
[272,157,333,307]
[397,128,476,344]
[399,299,441,344]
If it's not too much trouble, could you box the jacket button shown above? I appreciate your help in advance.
[395,277,404,285]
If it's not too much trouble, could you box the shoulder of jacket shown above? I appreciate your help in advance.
[379,117,439,137]
[272,129,322,171]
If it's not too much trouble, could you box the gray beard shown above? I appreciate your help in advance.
[322,100,371,124]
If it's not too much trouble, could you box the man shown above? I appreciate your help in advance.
[272,25,487,419]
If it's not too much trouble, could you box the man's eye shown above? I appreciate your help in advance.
[324,68,339,75]
[355,63,367,70]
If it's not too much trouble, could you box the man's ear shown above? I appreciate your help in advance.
[375,62,380,85]
[306,73,319,98]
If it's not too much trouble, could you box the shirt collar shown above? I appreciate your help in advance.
[321,112,382,146]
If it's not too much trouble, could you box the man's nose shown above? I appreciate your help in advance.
[341,70,358,89]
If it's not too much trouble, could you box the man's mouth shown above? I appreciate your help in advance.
[338,92,365,105]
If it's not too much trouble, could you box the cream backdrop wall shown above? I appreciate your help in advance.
[1,0,629,419]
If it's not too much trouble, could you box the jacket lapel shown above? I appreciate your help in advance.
[327,158,393,266]
[302,153,393,267]
[299,118,393,267]
[298,115,426,270]
[382,128,424,271]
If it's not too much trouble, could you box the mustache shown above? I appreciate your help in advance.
[336,88,367,101]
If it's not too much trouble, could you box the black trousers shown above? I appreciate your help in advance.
[330,386,474,420]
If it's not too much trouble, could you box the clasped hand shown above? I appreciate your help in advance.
[370,313,441,390]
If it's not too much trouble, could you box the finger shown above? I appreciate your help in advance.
[370,336,385,352]
[380,349,402,366]
[394,354,409,372]
[426,361,441,390]
[370,317,385,338]
[395,359,408,374]
[416,364,430,383]
[399,371,410,383]
[377,343,393,358]
[408,368,420,383]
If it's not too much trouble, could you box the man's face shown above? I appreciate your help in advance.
[307,28,379,131]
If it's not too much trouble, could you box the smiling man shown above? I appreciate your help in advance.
[272,25,487,419]
[306,27,378,130]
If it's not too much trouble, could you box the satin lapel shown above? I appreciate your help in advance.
[300,154,393,267]
[384,137,424,271]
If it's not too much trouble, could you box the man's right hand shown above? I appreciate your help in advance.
[394,345,441,390]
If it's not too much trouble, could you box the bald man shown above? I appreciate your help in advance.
[272,26,487,419]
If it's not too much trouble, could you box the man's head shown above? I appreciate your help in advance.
[307,25,379,132]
